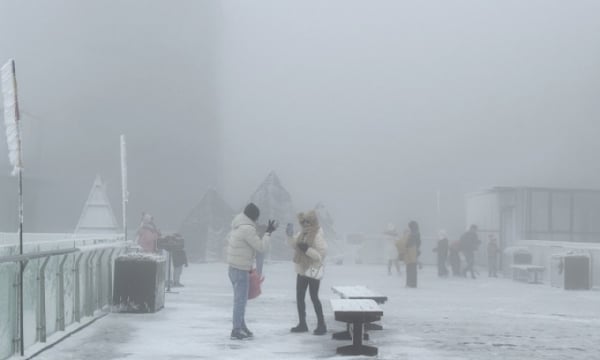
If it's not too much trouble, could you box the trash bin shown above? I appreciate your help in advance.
[550,253,591,290]
[113,253,166,312]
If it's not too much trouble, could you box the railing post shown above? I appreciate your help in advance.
[73,253,85,322]
[37,256,51,342]
[86,252,96,317]
[56,254,69,332]
[96,250,105,311]
[12,269,20,356]
[107,249,116,308]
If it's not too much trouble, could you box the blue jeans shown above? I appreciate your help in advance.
[228,266,249,330]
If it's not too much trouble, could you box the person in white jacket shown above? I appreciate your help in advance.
[226,203,277,340]
[287,210,327,335]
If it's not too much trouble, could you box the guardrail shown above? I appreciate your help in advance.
[0,240,130,360]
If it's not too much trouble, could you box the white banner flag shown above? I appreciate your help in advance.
[1,59,22,176]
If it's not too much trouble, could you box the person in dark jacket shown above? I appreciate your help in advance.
[433,230,449,277]
[171,235,188,287]
[406,221,421,288]
[460,225,481,279]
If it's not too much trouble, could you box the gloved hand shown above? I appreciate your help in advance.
[266,219,278,234]
[297,242,309,253]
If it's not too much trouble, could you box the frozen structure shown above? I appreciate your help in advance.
[178,189,234,262]
[314,202,343,263]
[249,172,296,260]
[74,175,120,234]
[466,186,600,287]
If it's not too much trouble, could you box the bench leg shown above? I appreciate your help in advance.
[336,321,377,356]
[333,323,369,341]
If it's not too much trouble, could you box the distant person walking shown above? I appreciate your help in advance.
[487,234,500,277]
[226,203,277,340]
[405,221,421,288]
[136,212,160,253]
[433,230,449,277]
[460,225,481,279]
[287,210,328,336]
[384,223,401,276]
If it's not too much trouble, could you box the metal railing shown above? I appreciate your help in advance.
[0,239,129,359]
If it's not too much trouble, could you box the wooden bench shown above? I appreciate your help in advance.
[332,285,387,331]
[330,299,383,356]
[511,264,545,284]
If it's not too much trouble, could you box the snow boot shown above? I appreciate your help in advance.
[241,325,253,338]
[230,328,249,340]
[291,322,308,333]
[313,322,327,336]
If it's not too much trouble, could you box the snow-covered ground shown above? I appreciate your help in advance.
[33,262,600,360]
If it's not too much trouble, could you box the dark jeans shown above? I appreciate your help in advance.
[296,274,324,325]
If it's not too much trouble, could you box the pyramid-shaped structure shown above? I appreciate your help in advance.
[179,189,235,262]
[74,175,120,234]
[249,171,296,260]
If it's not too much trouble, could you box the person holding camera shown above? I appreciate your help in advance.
[226,203,277,340]
[287,210,327,336]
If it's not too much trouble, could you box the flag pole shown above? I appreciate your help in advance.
[3,58,25,356]
[13,59,24,357]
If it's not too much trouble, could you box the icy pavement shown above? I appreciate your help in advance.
[34,262,600,360]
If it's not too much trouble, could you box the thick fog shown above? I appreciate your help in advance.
[2,1,600,236]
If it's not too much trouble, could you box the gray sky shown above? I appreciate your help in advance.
[218,0,600,235]
[1,1,600,236]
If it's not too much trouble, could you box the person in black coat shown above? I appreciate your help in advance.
[433,230,449,277]
[406,221,421,288]
[171,236,189,287]
[459,225,481,279]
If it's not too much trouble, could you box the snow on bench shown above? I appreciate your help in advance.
[329,299,383,356]
[511,264,545,284]
[331,285,387,331]
[331,285,388,304]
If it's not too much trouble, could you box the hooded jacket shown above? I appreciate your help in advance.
[226,213,270,271]
[288,211,327,276]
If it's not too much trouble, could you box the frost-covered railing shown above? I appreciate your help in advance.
[0,236,129,360]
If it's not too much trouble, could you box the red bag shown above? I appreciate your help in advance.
[248,269,264,300]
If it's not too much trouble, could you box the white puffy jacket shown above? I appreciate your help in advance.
[288,228,327,276]
[226,213,270,271]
